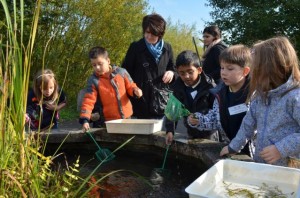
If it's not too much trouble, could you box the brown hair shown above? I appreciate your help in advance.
[219,44,251,68]
[249,36,300,102]
[33,69,59,103]
[142,13,166,39]
[88,46,109,59]
[203,25,221,40]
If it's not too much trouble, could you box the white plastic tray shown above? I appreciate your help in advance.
[185,159,300,198]
[105,119,163,134]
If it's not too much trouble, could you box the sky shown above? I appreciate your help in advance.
[147,0,213,33]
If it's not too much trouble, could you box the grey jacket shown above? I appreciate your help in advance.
[229,76,300,166]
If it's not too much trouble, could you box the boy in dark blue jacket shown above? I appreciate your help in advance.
[165,50,218,144]
[188,45,252,156]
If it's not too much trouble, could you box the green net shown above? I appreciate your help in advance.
[164,94,190,121]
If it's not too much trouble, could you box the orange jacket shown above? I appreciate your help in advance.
[80,66,138,122]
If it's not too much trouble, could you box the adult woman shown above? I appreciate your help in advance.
[122,13,176,119]
[202,25,227,84]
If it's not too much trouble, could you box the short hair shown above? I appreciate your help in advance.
[176,50,201,68]
[219,44,251,68]
[142,13,166,39]
[203,25,221,39]
[89,46,109,59]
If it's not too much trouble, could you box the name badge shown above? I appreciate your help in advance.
[228,104,248,115]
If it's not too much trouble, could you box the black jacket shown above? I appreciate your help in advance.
[122,38,176,118]
[202,42,227,83]
[165,73,218,140]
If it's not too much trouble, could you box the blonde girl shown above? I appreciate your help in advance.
[26,69,67,130]
[220,36,300,167]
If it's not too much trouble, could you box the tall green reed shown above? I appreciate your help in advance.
[0,0,81,197]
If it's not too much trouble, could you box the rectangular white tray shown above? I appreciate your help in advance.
[185,159,300,198]
[105,119,163,134]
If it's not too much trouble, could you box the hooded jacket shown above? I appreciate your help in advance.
[229,76,300,166]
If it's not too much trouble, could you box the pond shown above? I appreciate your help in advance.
[48,143,207,198]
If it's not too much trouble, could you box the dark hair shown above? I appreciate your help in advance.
[203,25,221,39]
[176,50,201,68]
[219,44,251,68]
[89,46,109,59]
[142,13,166,39]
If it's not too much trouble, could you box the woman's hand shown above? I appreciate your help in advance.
[133,87,143,98]
[162,71,174,84]
[166,132,173,145]
[82,123,90,133]
[260,145,281,164]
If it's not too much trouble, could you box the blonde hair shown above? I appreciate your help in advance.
[249,36,300,102]
[33,69,59,103]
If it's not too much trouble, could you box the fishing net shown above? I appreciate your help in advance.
[164,94,190,121]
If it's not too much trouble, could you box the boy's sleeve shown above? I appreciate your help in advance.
[188,98,221,131]
[79,77,98,124]
[123,68,138,97]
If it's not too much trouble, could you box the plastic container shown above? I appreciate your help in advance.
[105,119,163,134]
[185,159,300,198]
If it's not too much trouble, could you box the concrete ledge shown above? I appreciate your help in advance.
[39,124,251,168]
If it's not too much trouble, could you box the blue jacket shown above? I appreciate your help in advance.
[229,76,300,166]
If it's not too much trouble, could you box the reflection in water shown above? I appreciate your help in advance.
[51,146,206,198]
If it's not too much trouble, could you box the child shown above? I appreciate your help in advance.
[220,36,300,167]
[79,46,143,132]
[26,69,67,130]
[165,50,218,144]
[188,45,252,156]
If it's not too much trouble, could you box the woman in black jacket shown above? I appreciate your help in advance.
[122,13,176,119]
[202,25,227,84]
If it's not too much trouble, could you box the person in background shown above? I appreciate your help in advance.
[80,46,142,132]
[220,36,300,167]
[122,13,176,119]
[188,45,253,156]
[202,25,227,84]
[26,69,67,130]
[165,50,218,145]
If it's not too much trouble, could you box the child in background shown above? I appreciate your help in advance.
[165,50,218,144]
[80,46,143,132]
[26,69,67,130]
[188,45,252,156]
[220,36,300,167]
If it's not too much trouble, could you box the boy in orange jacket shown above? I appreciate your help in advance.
[79,46,142,132]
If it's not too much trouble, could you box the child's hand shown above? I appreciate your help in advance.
[82,123,90,133]
[220,146,229,156]
[25,114,30,123]
[259,145,281,164]
[45,103,56,111]
[188,114,199,126]
[162,70,174,84]
[166,132,173,145]
[133,87,143,98]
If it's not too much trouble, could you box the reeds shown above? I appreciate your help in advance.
[0,0,82,196]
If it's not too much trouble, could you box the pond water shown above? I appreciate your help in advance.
[49,144,207,198]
